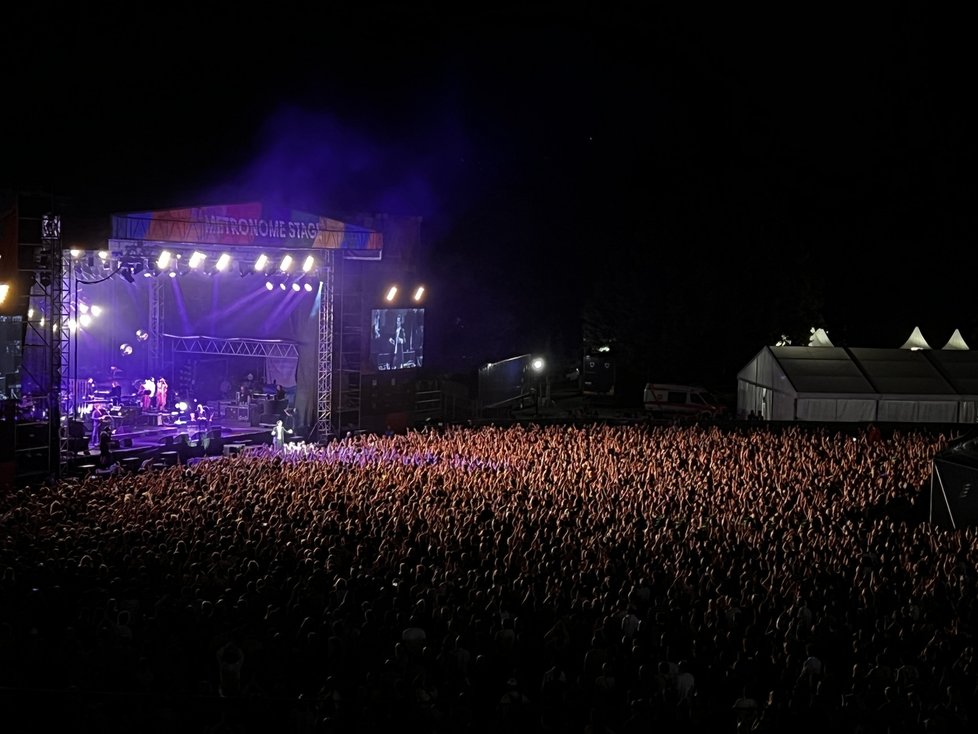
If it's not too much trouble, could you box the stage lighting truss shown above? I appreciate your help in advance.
[81,246,323,281]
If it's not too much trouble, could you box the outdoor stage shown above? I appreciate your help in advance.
[62,404,296,478]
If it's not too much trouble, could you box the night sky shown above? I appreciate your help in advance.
[5,5,977,391]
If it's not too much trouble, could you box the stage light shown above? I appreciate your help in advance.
[279,254,293,272]
[78,302,89,314]
[67,318,77,333]
[291,282,301,292]
[0,284,8,304]
[156,250,172,269]
[385,285,398,302]
[69,248,81,258]
[279,282,287,291]
[188,251,206,269]
[265,281,274,291]
[98,250,109,261]
[136,329,149,342]
[302,255,315,273]
[168,271,177,278]
[90,305,102,317]
[120,343,133,356]
[303,282,313,292]
[254,254,269,272]
[413,285,425,302]
[215,253,231,272]
[531,357,546,372]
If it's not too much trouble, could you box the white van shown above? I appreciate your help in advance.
[643,383,725,418]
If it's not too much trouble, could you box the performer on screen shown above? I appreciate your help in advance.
[389,313,407,369]
[156,377,169,412]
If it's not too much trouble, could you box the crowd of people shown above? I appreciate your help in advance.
[1,422,976,733]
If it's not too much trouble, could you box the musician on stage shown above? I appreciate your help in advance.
[156,377,169,412]
[90,403,112,447]
[141,377,156,411]
[193,402,210,430]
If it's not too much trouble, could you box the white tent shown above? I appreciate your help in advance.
[737,343,978,423]
[807,328,834,347]
[944,329,970,350]
[900,326,932,350]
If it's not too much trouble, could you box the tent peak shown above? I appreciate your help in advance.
[943,328,970,350]
[900,326,932,351]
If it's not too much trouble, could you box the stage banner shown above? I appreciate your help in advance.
[110,202,383,251]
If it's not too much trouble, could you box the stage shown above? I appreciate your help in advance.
[63,404,298,478]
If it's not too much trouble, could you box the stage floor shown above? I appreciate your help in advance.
[68,412,282,477]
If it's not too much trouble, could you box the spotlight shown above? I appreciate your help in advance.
[291,282,301,292]
[531,357,546,372]
[188,251,206,269]
[303,282,313,292]
[136,329,149,342]
[279,282,287,291]
[90,305,102,317]
[254,254,269,272]
[120,343,133,356]
[302,255,315,273]
[215,253,231,272]
[156,250,171,269]
[385,285,398,302]
[413,285,426,302]
[279,254,293,272]
[265,281,274,291]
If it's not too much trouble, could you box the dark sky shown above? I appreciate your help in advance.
[5,5,977,386]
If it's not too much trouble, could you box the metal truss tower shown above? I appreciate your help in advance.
[337,257,364,435]
[315,252,335,442]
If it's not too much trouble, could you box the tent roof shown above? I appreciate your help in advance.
[849,347,954,395]
[753,345,978,398]
[769,346,874,394]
